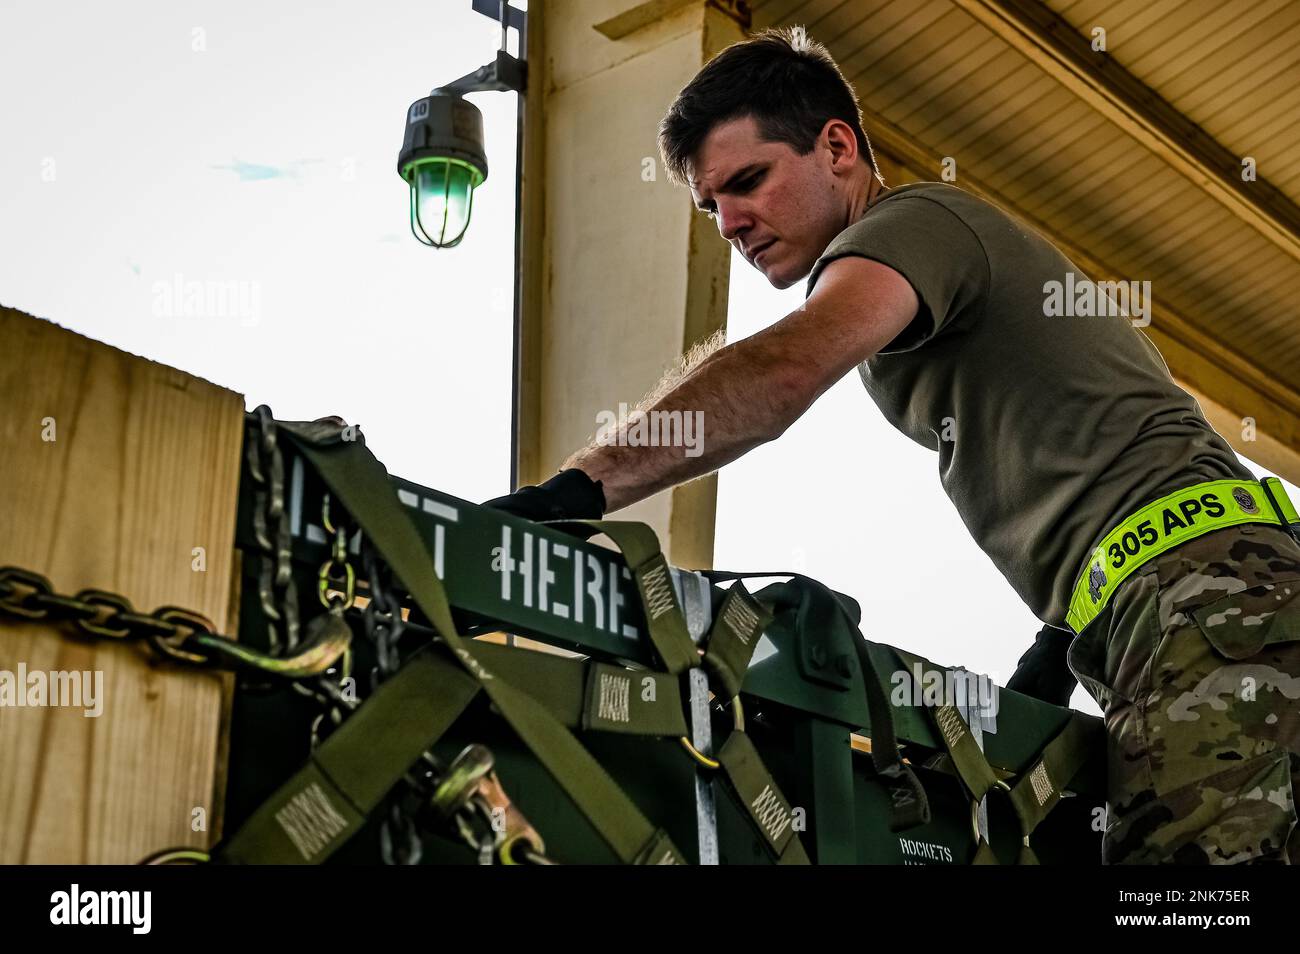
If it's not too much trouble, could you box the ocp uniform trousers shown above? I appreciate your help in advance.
[1067,523,1300,864]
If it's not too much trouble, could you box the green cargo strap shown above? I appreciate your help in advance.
[894,648,1096,865]
[971,840,999,865]
[466,640,588,726]
[778,831,812,865]
[702,584,772,701]
[716,730,808,864]
[217,646,480,864]
[705,569,930,833]
[894,648,1032,864]
[1066,478,1289,633]
[465,641,689,738]
[694,583,802,861]
[582,660,690,736]
[1005,711,1095,865]
[546,519,699,675]
[278,421,681,865]
[634,828,686,864]
[893,650,1004,802]
[478,588,799,863]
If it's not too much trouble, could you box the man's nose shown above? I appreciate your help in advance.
[715,199,749,242]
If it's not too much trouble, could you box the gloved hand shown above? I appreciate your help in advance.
[1006,623,1078,707]
[481,468,607,522]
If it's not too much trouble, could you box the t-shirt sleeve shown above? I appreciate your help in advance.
[804,194,989,352]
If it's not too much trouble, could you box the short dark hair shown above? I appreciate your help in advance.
[658,26,877,187]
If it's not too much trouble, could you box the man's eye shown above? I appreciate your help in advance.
[739,172,763,191]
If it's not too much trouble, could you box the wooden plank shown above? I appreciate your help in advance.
[0,306,245,863]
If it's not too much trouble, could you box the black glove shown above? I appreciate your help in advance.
[481,468,607,522]
[1006,623,1078,707]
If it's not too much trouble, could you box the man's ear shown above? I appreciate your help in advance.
[822,118,860,171]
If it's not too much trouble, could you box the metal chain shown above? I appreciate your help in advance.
[0,563,359,679]
[292,491,359,738]
[362,539,407,692]
[379,799,424,866]
[246,405,299,653]
[358,535,427,864]
[0,566,221,657]
[316,493,357,615]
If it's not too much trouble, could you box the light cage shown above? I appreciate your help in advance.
[404,156,486,248]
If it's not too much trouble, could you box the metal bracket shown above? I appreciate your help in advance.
[438,49,527,96]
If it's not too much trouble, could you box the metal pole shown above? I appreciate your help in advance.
[508,10,526,494]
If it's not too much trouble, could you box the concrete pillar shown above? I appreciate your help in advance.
[517,0,747,569]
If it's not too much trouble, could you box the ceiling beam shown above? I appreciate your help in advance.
[593,0,697,39]
[593,0,749,39]
[949,0,1300,266]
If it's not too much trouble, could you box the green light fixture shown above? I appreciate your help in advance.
[399,95,490,247]
[398,4,526,248]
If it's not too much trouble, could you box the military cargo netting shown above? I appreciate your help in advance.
[209,410,1105,865]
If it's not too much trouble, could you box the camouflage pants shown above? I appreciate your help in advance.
[1067,523,1300,864]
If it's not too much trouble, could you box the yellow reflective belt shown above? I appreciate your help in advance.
[1065,478,1298,634]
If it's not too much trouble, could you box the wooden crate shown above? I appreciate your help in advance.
[0,305,245,863]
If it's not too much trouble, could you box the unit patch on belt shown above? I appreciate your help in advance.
[1066,479,1286,633]
[1094,490,1229,587]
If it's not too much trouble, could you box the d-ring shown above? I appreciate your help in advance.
[969,777,1012,842]
[679,695,744,769]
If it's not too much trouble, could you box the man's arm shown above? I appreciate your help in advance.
[564,256,920,512]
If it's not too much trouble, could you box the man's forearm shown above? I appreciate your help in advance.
[562,331,813,512]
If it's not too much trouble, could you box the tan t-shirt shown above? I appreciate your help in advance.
[806,181,1252,626]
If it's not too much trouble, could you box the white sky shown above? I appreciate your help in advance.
[4,1,1296,719]
[0,0,519,502]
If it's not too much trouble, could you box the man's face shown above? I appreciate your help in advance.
[688,115,849,290]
